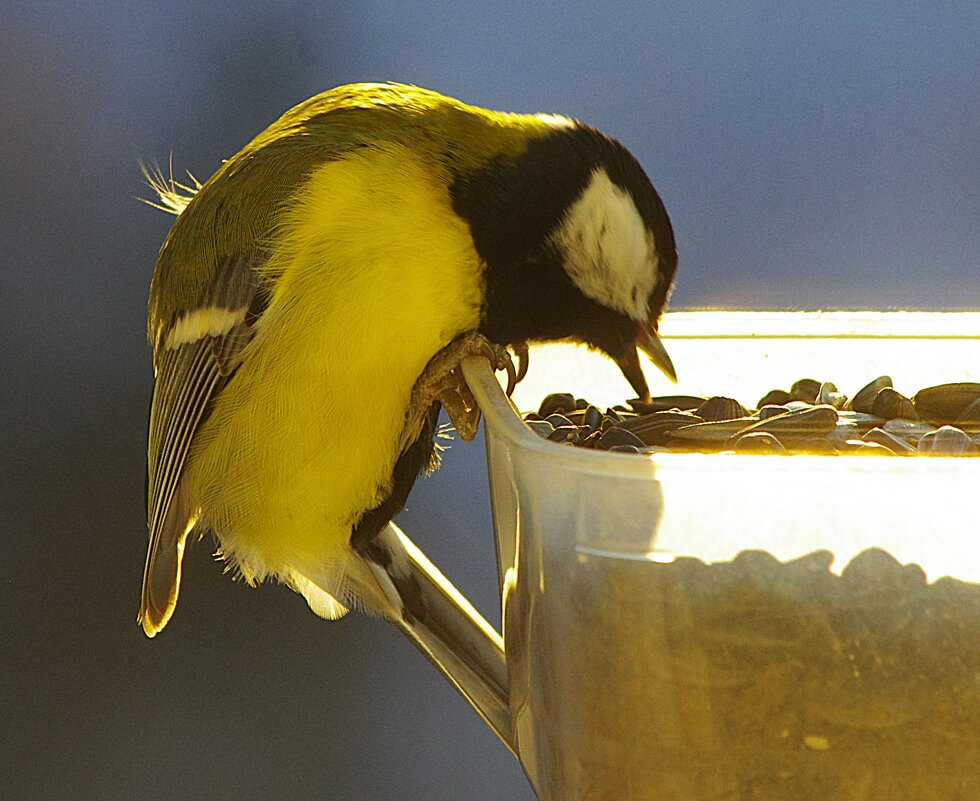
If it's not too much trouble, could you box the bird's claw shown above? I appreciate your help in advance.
[512,340,529,388]
[399,334,528,453]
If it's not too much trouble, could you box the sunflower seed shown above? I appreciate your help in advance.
[790,378,822,403]
[956,397,980,427]
[862,427,917,454]
[619,410,701,432]
[580,405,603,434]
[732,432,786,453]
[818,383,849,409]
[851,440,897,456]
[527,420,554,439]
[882,418,936,441]
[695,396,749,422]
[757,389,792,408]
[539,392,576,417]
[547,425,578,443]
[872,387,918,421]
[668,417,761,442]
[607,444,641,454]
[603,408,625,425]
[918,425,976,455]
[596,427,646,450]
[758,404,790,420]
[832,422,861,440]
[837,410,885,427]
[797,437,840,455]
[629,395,707,414]
[736,405,839,441]
[846,375,892,414]
[913,383,980,424]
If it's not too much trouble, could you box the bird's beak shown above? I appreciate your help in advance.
[637,324,677,383]
[613,324,677,403]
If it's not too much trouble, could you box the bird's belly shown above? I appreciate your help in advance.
[184,148,485,585]
[191,344,414,583]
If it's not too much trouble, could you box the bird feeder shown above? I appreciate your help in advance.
[447,311,980,800]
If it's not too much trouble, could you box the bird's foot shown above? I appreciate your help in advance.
[401,334,527,450]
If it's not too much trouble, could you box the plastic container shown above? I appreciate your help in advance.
[462,311,980,801]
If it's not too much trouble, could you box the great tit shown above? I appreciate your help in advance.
[139,83,677,725]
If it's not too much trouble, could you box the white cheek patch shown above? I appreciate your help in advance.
[549,167,659,321]
[165,305,248,349]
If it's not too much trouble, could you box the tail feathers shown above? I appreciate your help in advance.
[139,481,196,637]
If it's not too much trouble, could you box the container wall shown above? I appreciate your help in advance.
[466,312,980,801]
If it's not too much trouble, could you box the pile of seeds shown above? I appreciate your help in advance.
[523,378,980,456]
[584,547,980,798]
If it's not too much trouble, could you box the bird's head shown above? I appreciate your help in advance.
[452,121,677,403]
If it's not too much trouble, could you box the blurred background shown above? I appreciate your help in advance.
[1,2,977,799]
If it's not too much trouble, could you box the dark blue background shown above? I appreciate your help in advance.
[2,2,977,799]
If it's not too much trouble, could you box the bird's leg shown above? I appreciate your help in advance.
[399,333,525,453]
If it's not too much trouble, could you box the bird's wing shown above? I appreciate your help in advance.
[139,266,264,637]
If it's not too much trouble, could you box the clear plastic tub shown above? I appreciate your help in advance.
[462,311,980,801]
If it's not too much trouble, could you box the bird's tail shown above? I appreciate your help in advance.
[356,523,515,754]
[139,481,195,637]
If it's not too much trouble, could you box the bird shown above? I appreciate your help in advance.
[138,82,677,741]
